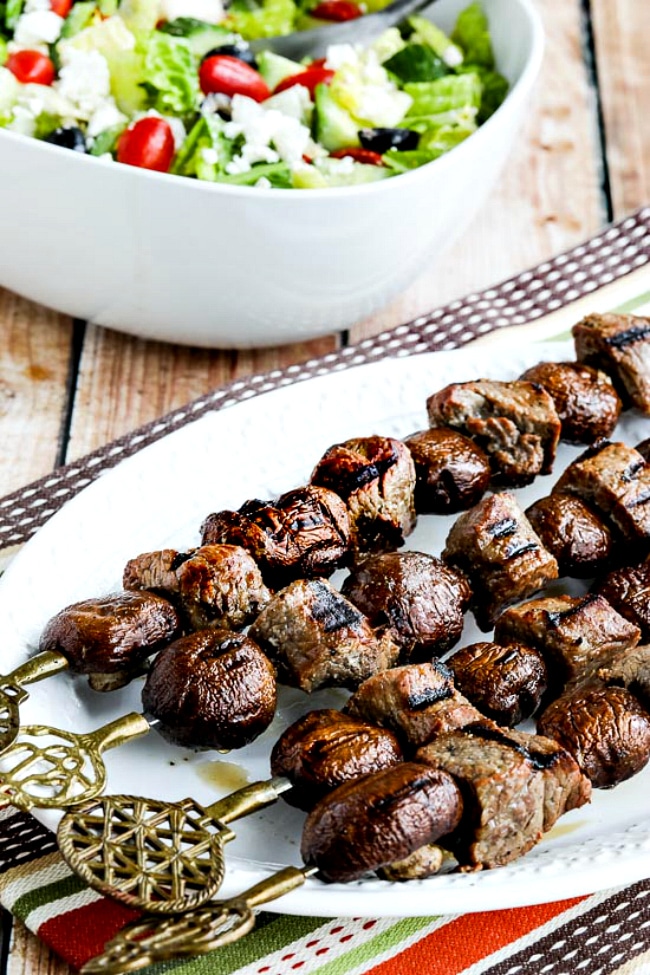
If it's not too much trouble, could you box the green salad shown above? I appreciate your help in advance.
[0,0,508,188]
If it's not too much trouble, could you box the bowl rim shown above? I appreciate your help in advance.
[0,0,544,201]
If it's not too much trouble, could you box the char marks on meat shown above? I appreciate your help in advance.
[341,551,471,663]
[311,436,416,560]
[39,591,182,678]
[416,725,590,869]
[141,629,276,751]
[404,428,491,513]
[573,312,650,414]
[123,549,189,596]
[538,684,650,788]
[301,763,463,883]
[345,661,488,749]
[447,641,547,726]
[494,594,641,694]
[248,578,399,692]
[443,492,559,631]
[426,379,561,486]
[593,558,650,641]
[519,361,621,444]
[525,494,614,578]
[200,485,351,589]
[552,441,650,550]
[270,709,403,810]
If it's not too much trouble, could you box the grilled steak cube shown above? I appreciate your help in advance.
[598,644,650,710]
[443,492,559,631]
[593,559,650,640]
[270,709,403,811]
[404,428,491,513]
[426,379,561,486]
[416,727,546,869]
[141,629,277,751]
[345,661,487,749]
[301,763,463,883]
[573,312,650,413]
[40,591,182,677]
[447,641,547,727]
[248,579,399,692]
[417,724,590,868]
[525,494,614,578]
[538,684,650,788]
[341,551,471,663]
[502,727,591,829]
[519,361,621,444]
[125,544,270,631]
[493,594,641,693]
[123,549,191,596]
[311,436,416,560]
[553,441,650,548]
[201,485,350,588]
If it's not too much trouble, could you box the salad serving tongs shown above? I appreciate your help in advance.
[80,865,319,975]
[249,0,441,60]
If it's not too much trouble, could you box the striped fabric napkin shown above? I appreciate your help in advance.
[2,208,650,973]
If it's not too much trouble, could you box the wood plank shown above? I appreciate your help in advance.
[66,328,338,459]
[351,0,606,339]
[7,921,71,975]
[590,0,650,216]
[0,291,73,497]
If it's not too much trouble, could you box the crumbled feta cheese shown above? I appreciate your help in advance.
[443,45,464,68]
[201,92,232,116]
[201,147,220,166]
[87,102,126,138]
[225,155,251,175]
[159,0,224,24]
[7,104,36,136]
[57,49,113,118]
[327,155,355,174]
[25,0,52,11]
[324,44,360,71]
[14,10,63,47]
[255,177,272,188]
[225,95,311,173]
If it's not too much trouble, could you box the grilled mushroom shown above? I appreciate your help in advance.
[519,361,621,443]
[404,428,490,513]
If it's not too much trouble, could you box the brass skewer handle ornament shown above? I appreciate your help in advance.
[0,651,69,755]
[0,712,153,809]
[57,777,293,913]
[80,865,318,975]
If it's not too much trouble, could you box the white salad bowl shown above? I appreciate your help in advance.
[0,0,543,348]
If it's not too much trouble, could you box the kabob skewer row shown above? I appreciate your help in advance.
[2,312,650,973]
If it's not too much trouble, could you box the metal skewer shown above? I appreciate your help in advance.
[56,777,293,913]
[80,865,318,975]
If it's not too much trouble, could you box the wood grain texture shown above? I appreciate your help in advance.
[7,921,71,975]
[351,0,606,339]
[590,0,650,216]
[0,290,72,496]
[66,327,338,459]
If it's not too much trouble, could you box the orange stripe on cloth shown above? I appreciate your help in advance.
[366,897,586,975]
[38,899,141,971]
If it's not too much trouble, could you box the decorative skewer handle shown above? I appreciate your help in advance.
[4,650,69,691]
[81,865,318,975]
[207,775,293,824]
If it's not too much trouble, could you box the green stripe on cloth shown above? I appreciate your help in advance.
[12,874,88,921]
[613,290,650,313]
[308,916,438,975]
[144,913,327,975]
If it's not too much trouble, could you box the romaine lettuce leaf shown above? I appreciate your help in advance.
[216,161,292,186]
[141,32,201,117]
[172,113,234,180]
[451,2,494,69]
[60,2,98,39]
[224,0,297,41]
[407,14,463,67]
[0,35,6,66]
[158,18,240,57]
[383,148,437,172]
[89,121,126,155]
[5,0,23,31]
[384,44,448,83]
[418,117,476,156]
[405,72,481,118]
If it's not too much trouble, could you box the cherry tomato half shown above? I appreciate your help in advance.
[274,66,335,97]
[6,50,56,86]
[50,0,73,16]
[330,147,385,166]
[117,118,175,173]
[199,55,270,102]
[310,0,362,20]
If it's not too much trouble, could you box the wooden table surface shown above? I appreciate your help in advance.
[1,0,648,970]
